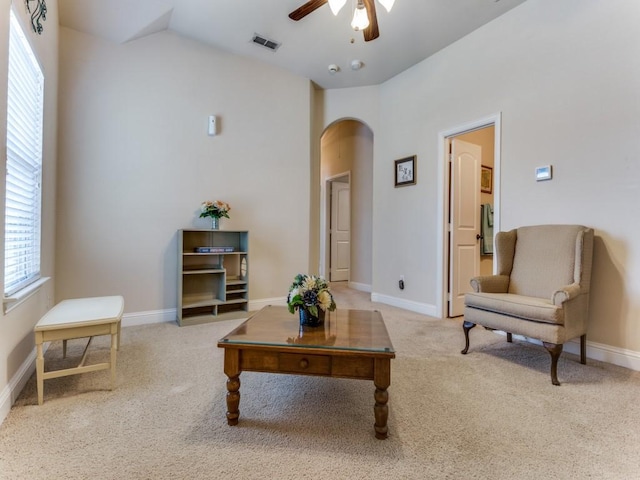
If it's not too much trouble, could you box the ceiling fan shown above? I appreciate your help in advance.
[289,0,395,42]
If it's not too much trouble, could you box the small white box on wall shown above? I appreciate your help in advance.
[208,115,217,136]
[535,165,552,181]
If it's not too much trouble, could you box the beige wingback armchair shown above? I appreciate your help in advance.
[462,224,594,385]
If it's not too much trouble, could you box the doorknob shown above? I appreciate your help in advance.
[476,234,483,240]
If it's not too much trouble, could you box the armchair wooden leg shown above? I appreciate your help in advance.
[580,335,587,365]
[506,332,513,343]
[543,342,563,386]
[461,321,476,354]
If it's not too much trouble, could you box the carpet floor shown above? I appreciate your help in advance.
[1,284,639,479]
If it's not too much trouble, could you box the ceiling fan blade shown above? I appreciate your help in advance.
[363,0,380,41]
[289,0,328,21]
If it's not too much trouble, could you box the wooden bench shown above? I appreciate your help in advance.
[34,296,124,405]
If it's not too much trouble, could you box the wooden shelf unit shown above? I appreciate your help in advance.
[178,229,249,326]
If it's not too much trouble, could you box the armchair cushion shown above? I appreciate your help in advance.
[465,292,563,325]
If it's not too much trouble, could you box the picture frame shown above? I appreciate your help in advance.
[481,165,493,194]
[394,156,416,187]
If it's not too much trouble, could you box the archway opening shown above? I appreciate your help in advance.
[319,119,373,292]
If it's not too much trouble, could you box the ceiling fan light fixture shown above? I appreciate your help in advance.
[328,0,347,15]
[350,1,370,31]
[377,0,395,13]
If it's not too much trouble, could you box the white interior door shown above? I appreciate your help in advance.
[330,181,350,282]
[449,138,482,317]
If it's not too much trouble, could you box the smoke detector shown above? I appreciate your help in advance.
[350,60,363,71]
[328,64,340,74]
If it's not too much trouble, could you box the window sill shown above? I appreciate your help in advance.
[3,277,50,314]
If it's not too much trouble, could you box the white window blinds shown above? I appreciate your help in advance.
[4,11,44,296]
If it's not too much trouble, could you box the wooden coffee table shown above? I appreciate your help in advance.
[217,305,396,439]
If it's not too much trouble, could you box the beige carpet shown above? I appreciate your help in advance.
[1,284,639,479]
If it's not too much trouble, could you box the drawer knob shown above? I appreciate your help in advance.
[299,358,309,369]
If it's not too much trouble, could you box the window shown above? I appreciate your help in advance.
[4,11,44,297]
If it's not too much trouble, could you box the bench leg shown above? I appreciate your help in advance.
[36,342,44,405]
[580,334,587,365]
[110,326,118,390]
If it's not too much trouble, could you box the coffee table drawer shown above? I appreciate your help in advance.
[279,353,331,374]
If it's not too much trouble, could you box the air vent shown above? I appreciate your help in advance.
[252,34,281,52]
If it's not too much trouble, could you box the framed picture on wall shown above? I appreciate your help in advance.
[395,156,416,187]
[481,165,493,194]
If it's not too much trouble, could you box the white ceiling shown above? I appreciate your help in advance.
[58,0,526,89]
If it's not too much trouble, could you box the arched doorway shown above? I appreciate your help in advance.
[319,119,373,292]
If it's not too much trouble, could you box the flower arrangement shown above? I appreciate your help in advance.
[287,273,336,318]
[199,200,231,219]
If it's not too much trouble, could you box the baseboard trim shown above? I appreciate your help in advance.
[122,308,177,327]
[500,333,640,372]
[0,346,39,426]
[249,297,287,311]
[371,292,437,317]
[566,338,640,371]
[348,282,371,293]
[120,300,291,328]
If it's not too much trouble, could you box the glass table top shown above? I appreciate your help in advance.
[218,305,395,354]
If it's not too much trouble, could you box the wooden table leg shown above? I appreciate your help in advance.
[223,349,241,425]
[373,358,391,439]
[36,334,44,406]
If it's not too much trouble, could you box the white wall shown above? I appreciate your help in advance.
[327,0,639,355]
[57,28,312,316]
[0,0,58,422]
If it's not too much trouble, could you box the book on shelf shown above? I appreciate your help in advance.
[194,246,235,253]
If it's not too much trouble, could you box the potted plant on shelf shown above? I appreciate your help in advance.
[199,200,230,229]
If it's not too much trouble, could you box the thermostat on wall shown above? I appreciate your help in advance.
[535,165,552,181]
